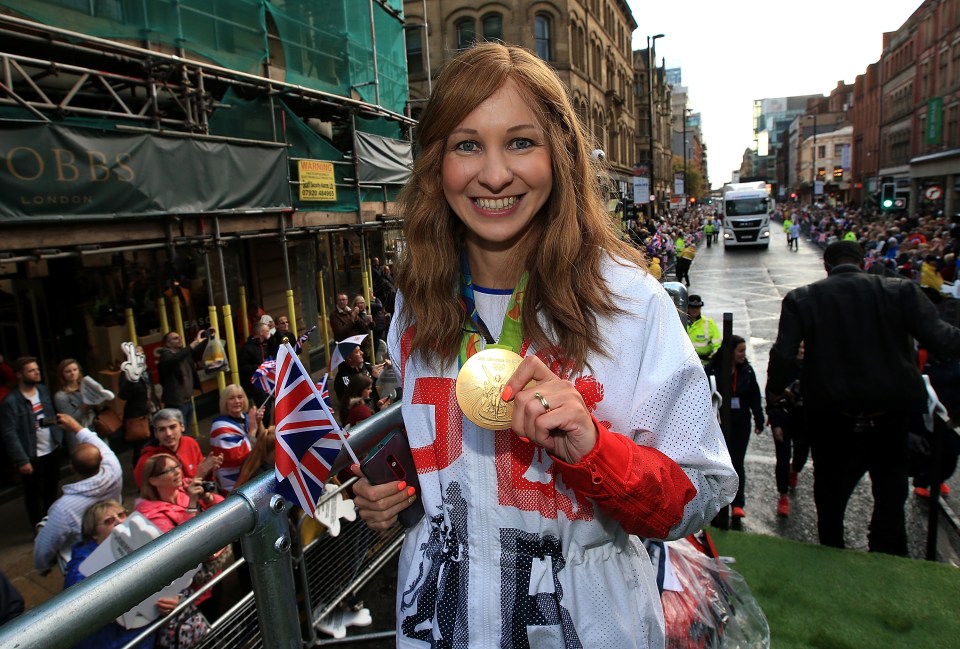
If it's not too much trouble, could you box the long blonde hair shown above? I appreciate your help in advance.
[396,43,644,372]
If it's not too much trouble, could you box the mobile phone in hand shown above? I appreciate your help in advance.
[360,428,424,528]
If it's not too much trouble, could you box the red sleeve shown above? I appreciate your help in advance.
[551,418,696,539]
[179,437,206,480]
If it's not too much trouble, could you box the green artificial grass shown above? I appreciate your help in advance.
[710,530,960,649]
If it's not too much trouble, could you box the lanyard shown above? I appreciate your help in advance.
[458,251,527,368]
[732,366,738,397]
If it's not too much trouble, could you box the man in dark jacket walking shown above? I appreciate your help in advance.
[767,241,960,555]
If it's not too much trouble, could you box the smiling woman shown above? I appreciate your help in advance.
[348,43,737,648]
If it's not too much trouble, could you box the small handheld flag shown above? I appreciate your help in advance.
[274,343,358,517]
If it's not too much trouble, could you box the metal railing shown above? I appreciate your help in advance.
[0,406,405,648]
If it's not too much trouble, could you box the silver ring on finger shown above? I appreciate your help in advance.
[534,391,551,412]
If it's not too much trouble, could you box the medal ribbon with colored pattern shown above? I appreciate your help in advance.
[458,251,527,368]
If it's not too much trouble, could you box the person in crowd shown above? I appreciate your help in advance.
[64,499,171,649]
[136,453,222,532]
[0,570,24,625]
[685,294,721,365]
[337,374,374,428]
[332,342,387,404]
[647,255,663,280]
[53,359,93,437]
[912,348,960,498]
[268,315,293,358]
[1,356,65,526]
[788,220,801,251]
[238,322,272,410]
[234,427,276,490]
[34,413,122,575]
[348,43,736,647]
[134,409,220,489]
[135,453,225,618]
[707,335,764,519]
[157,330,207,427]
[118,342,161,468]
[238,302,266,341]
[330,293,373,342]
[703,219,716,248]
[675,241,696,287]
[209,384,263,494]
[767,240,960,556]
[259,314,276,340]
[765,342,808,517]
[0,353,15,407]
[369,295,390,350]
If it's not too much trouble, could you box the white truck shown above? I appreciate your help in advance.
[721,181,772,250]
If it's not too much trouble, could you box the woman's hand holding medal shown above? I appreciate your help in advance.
[500,356,597,465]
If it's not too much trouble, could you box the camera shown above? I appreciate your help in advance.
[202,480,218,493]
[200,328,215,340]
[38,417,57,428]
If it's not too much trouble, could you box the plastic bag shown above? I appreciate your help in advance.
[648,535,770,649]
[201,335,228,372]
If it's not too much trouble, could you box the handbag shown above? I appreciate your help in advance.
[93,408,122,438]
[124,415,151,442]
[156,604,209,649]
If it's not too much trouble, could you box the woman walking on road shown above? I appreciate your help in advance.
[707,335,764,519]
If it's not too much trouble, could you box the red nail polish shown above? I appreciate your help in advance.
[397,481,407,491]
[407,486,416,497]
[501,385,513,401]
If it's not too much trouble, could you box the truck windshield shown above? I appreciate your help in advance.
[726,198,767,216]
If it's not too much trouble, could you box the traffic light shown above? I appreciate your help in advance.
[880,182,895,210]
[689,197,696,205]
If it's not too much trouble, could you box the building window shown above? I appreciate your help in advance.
[818,145,826,158]
[833,166,843,180]
[405,27,423,75]
[535,14,552,61]
[482,13,502,42]
[456,18,476,51]
[833,144,844,156]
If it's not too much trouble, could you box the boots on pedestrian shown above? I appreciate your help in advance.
[731,506,746,518]
[776,495,790,517]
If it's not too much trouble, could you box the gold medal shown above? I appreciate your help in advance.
[455,348,524,429]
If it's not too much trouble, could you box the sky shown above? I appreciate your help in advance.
[626,0,921,189]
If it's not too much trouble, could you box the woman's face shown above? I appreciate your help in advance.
[149,458,183,496]
[733,343,747,365]
[441,79,553,255]
[226,391,246,418]
[92,506,128,545]
[362,386,373,399]
[62,363,80,385]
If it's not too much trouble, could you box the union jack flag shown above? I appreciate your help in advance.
[316,373,332,408]
[274,343,352,517]
[252,359,277,394]
[293,325,318,355]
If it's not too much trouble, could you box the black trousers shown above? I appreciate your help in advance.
[727,416,752,508]
[21,449,61,526]
[806,410,909,556]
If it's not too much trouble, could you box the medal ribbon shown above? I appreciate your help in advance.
[458,251,527,368]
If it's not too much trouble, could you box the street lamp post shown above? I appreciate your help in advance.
[809,113,818,202]
[647,33,664,218]
[683,108,691,208]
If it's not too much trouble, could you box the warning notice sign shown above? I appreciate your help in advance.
[298,160,336,201]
